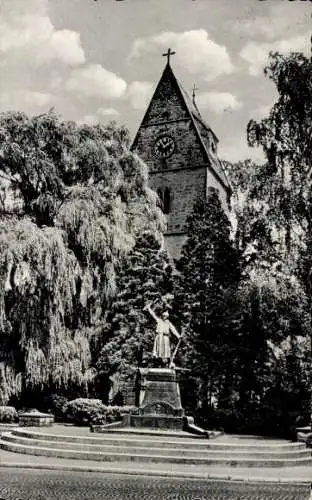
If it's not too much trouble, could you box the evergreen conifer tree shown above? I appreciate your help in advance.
[173,188,241,409]
[96,232,173,401]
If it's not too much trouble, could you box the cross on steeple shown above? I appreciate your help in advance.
[162,48,176,66]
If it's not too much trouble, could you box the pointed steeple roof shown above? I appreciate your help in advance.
[132,61,231,193]
[173,69,230,191]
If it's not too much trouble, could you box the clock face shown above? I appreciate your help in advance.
[154,135,175,159]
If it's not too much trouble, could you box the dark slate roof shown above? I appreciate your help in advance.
[176,77,230,191]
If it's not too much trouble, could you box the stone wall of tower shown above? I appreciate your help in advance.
[134,120,229,259]
[149,166,207,234]
[135,120,205,173]
[135,121,207,260]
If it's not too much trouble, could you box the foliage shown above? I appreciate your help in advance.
[0,405,18,423]
[244,51,312,424]
[63,398,107,426]
[224,158,273,255]
[219,51,312,432]
[194,405,301,439]
[174,160,310,435]
[0,111,163,403]
[246,52,312,252]
[42,394,70,422]
[235,261,310,423]
[173,188,242,408]
[95,405,137,424]
[96,232,173,399]
[62,398,136,426]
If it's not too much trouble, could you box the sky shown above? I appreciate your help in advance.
[0,0,310,163]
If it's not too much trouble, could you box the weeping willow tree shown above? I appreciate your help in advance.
[0,111,163,405]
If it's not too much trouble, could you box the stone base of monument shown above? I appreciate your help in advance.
[129,367,184,431]
[92,367,218,437]
[19,409,54,427]
[130,414,184,431]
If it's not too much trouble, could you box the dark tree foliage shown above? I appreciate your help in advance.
[96,233,173,393]
[219,51,312,433]
[234,261,310,434]
[173,188,242,409]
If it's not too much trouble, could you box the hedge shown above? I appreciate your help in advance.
[62,398,137,426]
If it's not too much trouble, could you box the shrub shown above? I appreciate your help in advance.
[103,405,138,424]
[193,404,301,439]
[63,399,105,426]
[62,398,138,426]
[42,394,70,422]
[0,406,18,423]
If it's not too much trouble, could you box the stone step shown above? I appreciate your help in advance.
[2,433,310,460]
[8,429,307,452]
[89,426,280,442]
[1,438,311,467]
[94,426,220,439]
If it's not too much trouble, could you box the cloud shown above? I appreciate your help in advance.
[129,30,234,81]
[78,107,120,126]
[252,102,275,119]
[65,64,127,100]
[219,136,265,164]
[97,108,120,117]
[0,90,54,113]
[240,34,309,76]
[126,81,154,110]
[196,91,242,115]
[229,3,310,41]
[0,0,127,120]
[0,13,85,67]
[1,0,47,16]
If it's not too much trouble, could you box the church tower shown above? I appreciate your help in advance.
[131,49,231,260]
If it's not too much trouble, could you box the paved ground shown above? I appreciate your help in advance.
[0,468,310,500]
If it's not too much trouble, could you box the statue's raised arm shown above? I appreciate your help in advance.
[144,303,159,323]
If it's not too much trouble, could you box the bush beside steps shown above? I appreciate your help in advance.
[63,398,137,427]
[0,406,18,423]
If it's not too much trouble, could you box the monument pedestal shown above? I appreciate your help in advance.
[129,367,184,430]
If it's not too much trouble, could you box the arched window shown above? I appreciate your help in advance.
[163,187,171,214]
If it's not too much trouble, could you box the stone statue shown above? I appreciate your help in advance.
[145,304,180,366]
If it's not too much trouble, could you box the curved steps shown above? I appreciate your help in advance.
[0,428,311,468]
